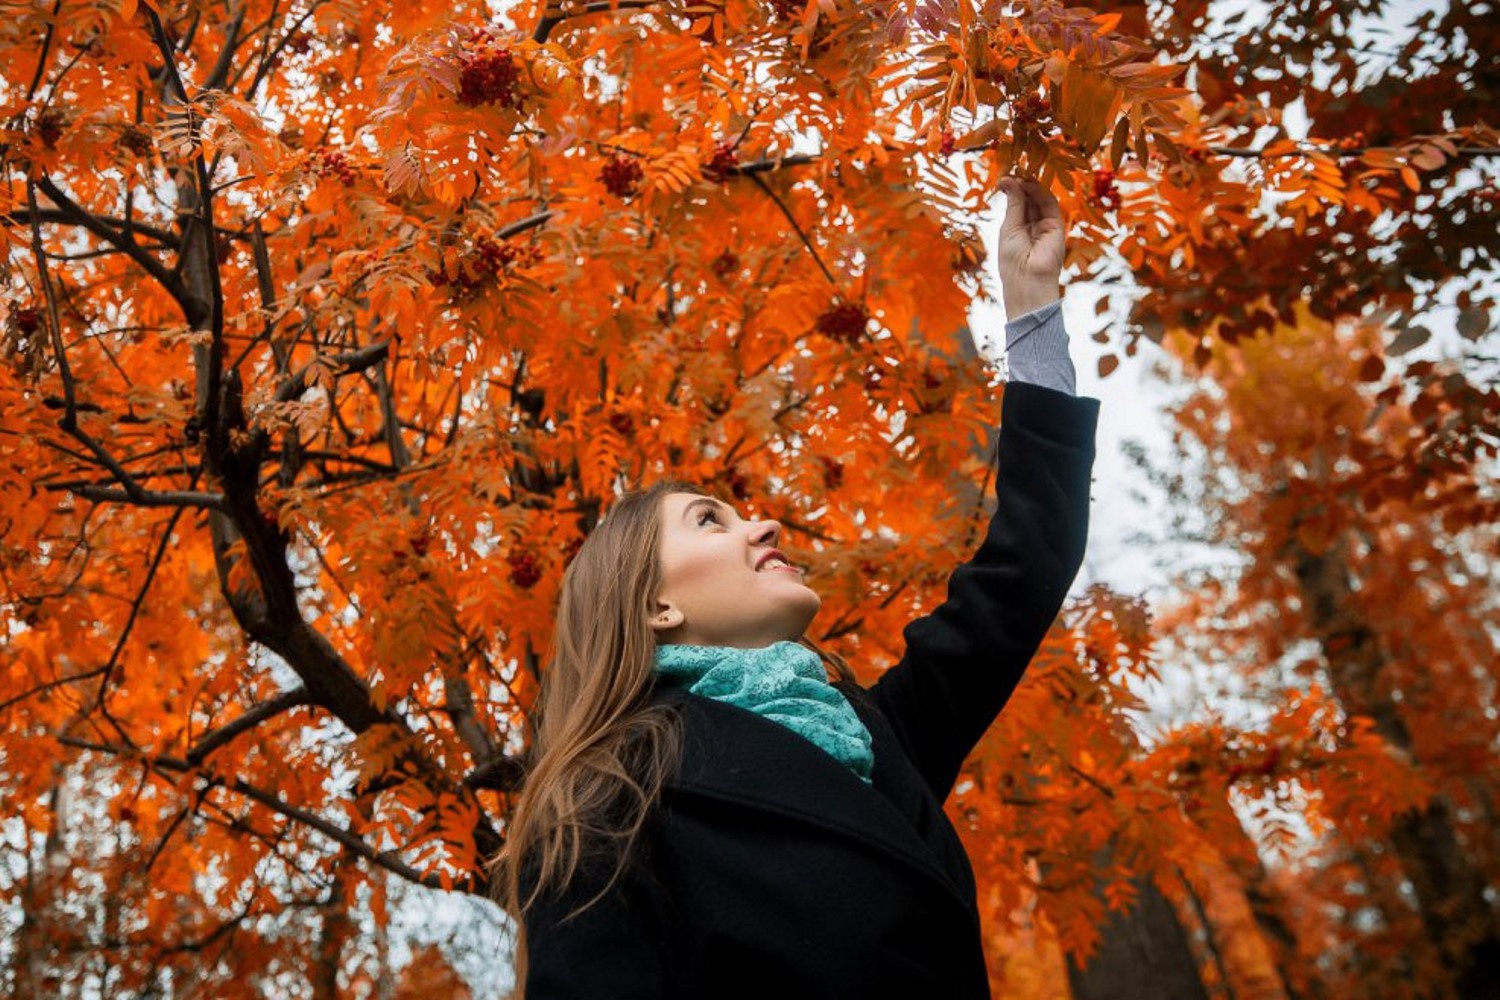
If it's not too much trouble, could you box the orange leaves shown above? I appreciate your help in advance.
[1053,63,1122,154]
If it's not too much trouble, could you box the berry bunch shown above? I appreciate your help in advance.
[703,141,739,181]
[608,411,635,437]
[10,306,40,336]
[1333,130,1366,157]
[939,128,956,157]
[710,249,740,279]
[507,548,543,589]
[815,300,871,344]
[312,148,357,186]
[722,469,750,501]
[119,125,153,157]
[769,0,804,21]
[1011,93,1051,127]
[35,107,68,148]
[1092,168,1120,210]
[430,236,538,292]
[599,153,644,199]
[457,37,523,109]
[817,456,844,491]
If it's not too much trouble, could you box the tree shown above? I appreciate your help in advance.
[1145,312,1498,1000]
[2,0,1494,995]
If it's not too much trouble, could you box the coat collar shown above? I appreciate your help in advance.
[648,680,976,918]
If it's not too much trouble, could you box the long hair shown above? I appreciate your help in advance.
[487,479,854,990]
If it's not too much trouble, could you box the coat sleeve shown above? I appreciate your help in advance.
[519,854,674,997]
[867,381,1099,800]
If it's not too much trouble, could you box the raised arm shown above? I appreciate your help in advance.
[866,179,1099,800]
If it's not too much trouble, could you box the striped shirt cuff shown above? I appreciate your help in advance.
[1004,299,1076,396]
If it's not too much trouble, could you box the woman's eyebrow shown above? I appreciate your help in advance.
[681,497,733,523]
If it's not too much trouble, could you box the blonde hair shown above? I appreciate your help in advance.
[486,479,853,991]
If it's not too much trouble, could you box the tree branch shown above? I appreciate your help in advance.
[55,734,463,893]
[32,177,193,313]
[533,0,659,43]
[186,687,314,766]
[50,483,226,510]
[747,171,839,288]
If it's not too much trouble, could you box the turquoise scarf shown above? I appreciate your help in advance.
[654,640,875,785]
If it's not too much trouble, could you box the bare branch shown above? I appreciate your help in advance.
[534,0,659,43]
[48,483,226,510]
[274,339,392,404]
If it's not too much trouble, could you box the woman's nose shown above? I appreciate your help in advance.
[751,519,781,547]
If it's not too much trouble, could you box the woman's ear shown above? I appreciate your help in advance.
[650,600,684,635]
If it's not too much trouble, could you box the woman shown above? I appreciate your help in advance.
[489,177,1100,998]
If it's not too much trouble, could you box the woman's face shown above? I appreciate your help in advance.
[651,493,821,649]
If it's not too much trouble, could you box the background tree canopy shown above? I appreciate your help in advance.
[1,0,1495,996]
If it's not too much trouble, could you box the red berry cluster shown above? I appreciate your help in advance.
[815,300,870,344]
[35,108,67,148]
[287,31,314,55]
[939,129,956,157]
[599,154,644,199]
[703,141,739,181]
[312,148,357,186]
[507,548,543,589]
[11,305,41,336]
[710,249,740,278]
[1092,168,1120,210]
[817,456,844,491]
[608,411,635,437]
[723,469,750,501]
[1011,93,1052,127]
[1333,130,1366,157]
[769,0,804,21]
[457,45,523,109]
[431,236,539,292]
[119,125,153,157]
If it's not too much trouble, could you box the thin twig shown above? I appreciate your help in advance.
[747,171,839,288]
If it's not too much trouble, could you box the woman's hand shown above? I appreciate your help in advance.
[995,177,1065,319]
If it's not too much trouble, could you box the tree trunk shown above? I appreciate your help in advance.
[1067,872,1212,1000]
[1291,535,1500,998]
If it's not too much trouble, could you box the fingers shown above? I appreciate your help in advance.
[999,176,1063,229]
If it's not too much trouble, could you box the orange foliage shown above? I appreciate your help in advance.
[1,0,1495,995]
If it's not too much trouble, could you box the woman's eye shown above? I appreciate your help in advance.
[697,509,719,526]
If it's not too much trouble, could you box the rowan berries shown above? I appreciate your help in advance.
[818,456,845,491]
[710,249,740,278]
[119,124,154,157]
[1092,168,1120,210]
[12,306,40,336]
[599,154,644,199]
[457,47,523,109]
[608,411,635,437]
[815,300,871,344]
[507,548,543,589]
[939,129,956,157]
[704,141,739,181]
[312,148,357,186]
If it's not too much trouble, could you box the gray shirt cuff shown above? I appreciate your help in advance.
[1004,299,1075,396]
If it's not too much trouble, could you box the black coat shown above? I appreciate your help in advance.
[522,382,1100,998]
